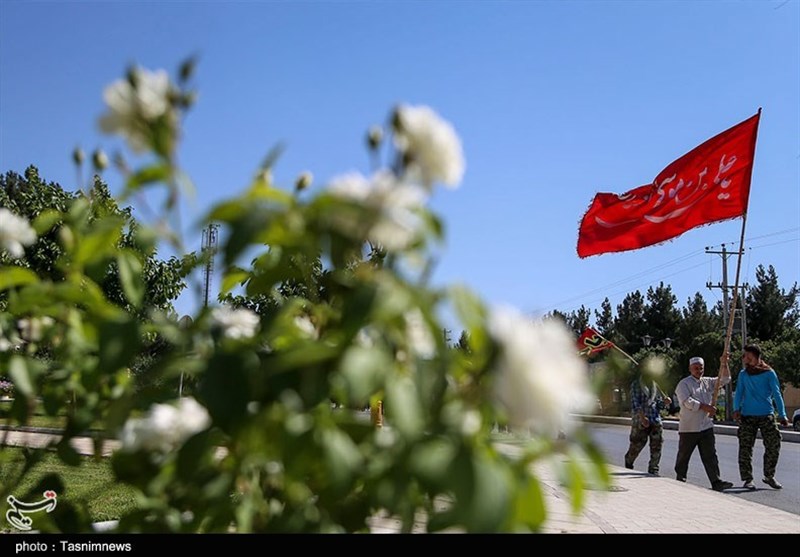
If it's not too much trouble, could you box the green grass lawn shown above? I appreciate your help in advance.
[0,447,138,525]
[0,399,105,431]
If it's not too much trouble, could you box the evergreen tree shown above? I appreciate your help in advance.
[594,297,614,338]
[642,282,682,346]
[566,305,591,335]
[745,264,800,342]
[679,292,718,347]
[614,290,646,350]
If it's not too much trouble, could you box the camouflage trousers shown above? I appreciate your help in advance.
[737,415,782,482]
[624,417,663,474]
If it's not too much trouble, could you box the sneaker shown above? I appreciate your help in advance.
[676,477,686,483]
[712,481,733,492]
[762,477,783,489]
[648,470,659,477]
[624,460,633,470]
[743,480,756,491]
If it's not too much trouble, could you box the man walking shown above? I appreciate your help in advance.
[734,344,789,490]
[674,355,733,492]
[624,370,670,475]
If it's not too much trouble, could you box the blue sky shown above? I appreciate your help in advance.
[1,0,798,326]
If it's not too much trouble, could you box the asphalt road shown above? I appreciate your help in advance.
[586,422,800,516]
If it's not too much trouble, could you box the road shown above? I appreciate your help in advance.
[586,422,800,516]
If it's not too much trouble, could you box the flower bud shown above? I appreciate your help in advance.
[92,149,109,172]
[367,125,383,151]
[295,171,313,192]
[72,147,85,166]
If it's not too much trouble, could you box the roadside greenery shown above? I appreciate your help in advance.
[0,59,608,532]
[0,448,138,532]
[551,270,800,391]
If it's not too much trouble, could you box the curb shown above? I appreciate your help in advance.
[574,414,800,443]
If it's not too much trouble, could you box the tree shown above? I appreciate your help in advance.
[614,290,646,350]
[745,264,800,342]
[566,305,591,335]
[642,283,682,342]
[0,166,189,316]
[679,292,717,344]
[594,297,614,338]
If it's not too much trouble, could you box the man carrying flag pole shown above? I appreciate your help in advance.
[577,110,762,442]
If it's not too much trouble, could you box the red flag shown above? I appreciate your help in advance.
[577,327,614,356]
[577,112,760,258]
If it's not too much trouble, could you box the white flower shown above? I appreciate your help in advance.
[328,171,427,251]
[461,409,482,437]
[293,315,318,340]
[355,327,376,348]
[328,172,371,201]
[405,309,436,359]
[0,208,37,259]
[17,316,54,342]
[98,67,173,153]
[120,397,210,452]
[211,306,260,340]
[488,307,594,435]
[393,104,465,189]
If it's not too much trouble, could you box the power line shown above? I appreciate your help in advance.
[546,260,709,315]
[540,249,704,310]
[536,229,798,317]
[706,227,800,250]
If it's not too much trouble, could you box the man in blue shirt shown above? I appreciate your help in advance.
[733,344,789,490]
[624,370,670,476]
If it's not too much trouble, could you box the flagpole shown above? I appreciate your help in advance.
[591,329,638,365]
[711,107,761,409]
[712,212,748,408]
[591,330,671,399]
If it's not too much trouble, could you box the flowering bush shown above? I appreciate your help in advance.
[0,59,607,533]
[0,379,13,397]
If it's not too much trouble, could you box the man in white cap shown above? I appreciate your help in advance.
[674,354,733,491]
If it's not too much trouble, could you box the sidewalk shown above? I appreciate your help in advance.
[2,427,799,533]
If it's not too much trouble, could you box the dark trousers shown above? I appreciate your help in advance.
[674,428,723,487]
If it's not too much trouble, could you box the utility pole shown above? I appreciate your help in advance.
[705,244,748,421]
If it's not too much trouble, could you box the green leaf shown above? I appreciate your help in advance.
[320,427,363,491]
[56,439,82,466]
[200,351,260,433]
[462,455,512,532]
[338,346,390,405]
[565,455,585,514]
[32,209,63,235]
[74,217,124,267]
[8,356,35,397]
[116,250,144,308]
[125,163,171,192]
[98,318,141,373]
[385,374,424,439]
[221,270,249,294]
[449,285,486,333]
[0,267,38,291]
[407,438,457,489]
[512,476,546,531]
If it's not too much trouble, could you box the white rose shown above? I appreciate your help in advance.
[98,67,173,153]
[393,104,465,189]
[211,306,260,340]
[489,307,594,435]
[0,208,37,259]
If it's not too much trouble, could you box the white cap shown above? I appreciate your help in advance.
[689,356,704,366]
